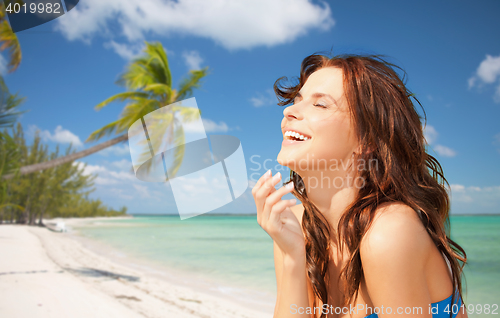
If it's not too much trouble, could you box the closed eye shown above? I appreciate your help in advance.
[314,103,327,108]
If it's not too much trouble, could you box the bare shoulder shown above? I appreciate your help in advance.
[360,202,433,264]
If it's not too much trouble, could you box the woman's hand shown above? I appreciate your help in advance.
[253,170,305,259]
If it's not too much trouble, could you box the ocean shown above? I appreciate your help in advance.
[73,214,500,316]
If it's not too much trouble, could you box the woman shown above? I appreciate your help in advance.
[252,53,467,318]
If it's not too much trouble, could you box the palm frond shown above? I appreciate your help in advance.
[0,131,20,176]
[116,42,172,90]
[177,67,209,100]
[143,83,172,98]
[167,119,185,178]
[86,119,121,142]
[171,105,201,123]
[116,59,156,90]
[116,99,162,132]
[0,76,26,128]
[0,19,21,72]
[144,41,172,87]
[144,111,174,157]
[94,91,149,110]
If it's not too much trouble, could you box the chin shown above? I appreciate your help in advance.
[277,150,302,172]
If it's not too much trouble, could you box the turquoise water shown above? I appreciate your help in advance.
[448,216,500,311]
[75,215,276,293]
[75,215,500,314]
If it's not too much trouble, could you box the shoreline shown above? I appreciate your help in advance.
[0,217,274,318]
[65,216,276,313]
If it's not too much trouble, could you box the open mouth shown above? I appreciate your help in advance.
[284,130,311,141]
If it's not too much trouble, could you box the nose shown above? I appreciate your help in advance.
[283,103,302,121]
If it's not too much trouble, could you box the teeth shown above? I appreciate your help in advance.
[284,130,310,141]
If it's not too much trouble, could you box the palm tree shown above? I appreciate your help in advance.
[0,0,25,128]
[0,1,24,216]
[0,1,22,73]
[2,41,209,179]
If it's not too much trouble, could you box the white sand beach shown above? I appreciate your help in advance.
[0,218,274,318]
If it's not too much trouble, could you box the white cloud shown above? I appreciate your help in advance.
[73,160,169,207]
[133,184,151,198]
[103,40,144,60]
[183,118,230,133]
[434,145,457,157]
[109,188,134,200]
[202,118,228,132]
[423,125,438,145]
[74,161,135,185]
[468,54,500,103]
[112,159,133,171]
[250,89,276,107]
[471,54,500,84]
[73,162,117,184]
[77,163,106,176]
[182,50,203,70]
[30,125,83,148]
[449,184,500,213]
[422,124,457,158]
[54,0,334,50]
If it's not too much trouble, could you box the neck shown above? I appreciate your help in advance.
[296,168,360,240]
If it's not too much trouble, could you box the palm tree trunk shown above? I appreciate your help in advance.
[2,134,129,180]
[38,199,48,226]
[29,209,36,225]
[19,196,29,224]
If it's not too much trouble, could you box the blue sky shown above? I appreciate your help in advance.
[4,0,500,214]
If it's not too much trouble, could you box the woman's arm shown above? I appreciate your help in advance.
[253,171,312,317]
[273,240,312,318]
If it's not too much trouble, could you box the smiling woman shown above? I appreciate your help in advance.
[252,53,468,318]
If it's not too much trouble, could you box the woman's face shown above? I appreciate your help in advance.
[277,67,360,172]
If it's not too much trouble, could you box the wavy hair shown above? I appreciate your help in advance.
[274,53,467,317]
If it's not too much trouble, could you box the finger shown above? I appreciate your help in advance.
[266,181,295,207]
[256,172,282,224]
[255,172,283,205]
[261,181,294,225]
[252,169,271,197]
[268,199,297,232]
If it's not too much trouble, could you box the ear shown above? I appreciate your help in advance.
[354,144,374,155]
[365,145,375,154]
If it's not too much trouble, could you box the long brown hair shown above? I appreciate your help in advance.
[274,53,467,317]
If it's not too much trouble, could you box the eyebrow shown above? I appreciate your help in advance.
[295,92,338,105]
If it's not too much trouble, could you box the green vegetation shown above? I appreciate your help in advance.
[0,1,22,73]
[0,124,127,224]
[0,12,125,224]
[0,38,208,222]
[6,41,209,178]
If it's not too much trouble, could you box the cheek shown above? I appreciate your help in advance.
[311,115,357,160]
